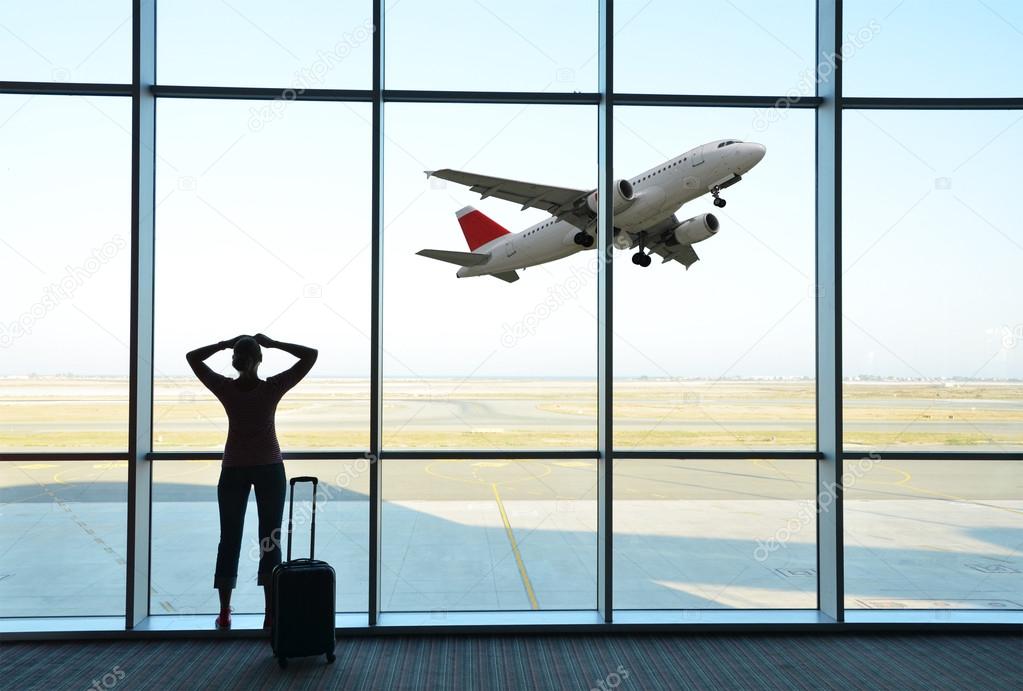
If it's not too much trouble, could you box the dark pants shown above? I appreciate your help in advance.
[214,463,286,589]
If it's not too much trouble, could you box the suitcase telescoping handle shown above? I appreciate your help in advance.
[286,476,318,561]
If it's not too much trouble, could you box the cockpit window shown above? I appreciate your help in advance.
[717,139,742,148]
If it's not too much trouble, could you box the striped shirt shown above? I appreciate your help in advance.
[191,361,313,468]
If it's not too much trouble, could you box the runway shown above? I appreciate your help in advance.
[0,456,1019,618]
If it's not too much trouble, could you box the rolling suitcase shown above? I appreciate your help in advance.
[271,475,336,668]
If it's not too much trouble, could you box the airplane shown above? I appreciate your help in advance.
[417,139,766,283]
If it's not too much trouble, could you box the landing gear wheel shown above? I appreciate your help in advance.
[278,656,288,669]
[326,652,336,664]
[711,185,727,208]
[632,252,652,267]
[713,197,727,208]
[573,231,594,248]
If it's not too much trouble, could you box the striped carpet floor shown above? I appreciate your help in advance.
[1,633,1019,690]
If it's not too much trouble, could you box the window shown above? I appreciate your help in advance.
[0,95,131,453]
[0,2,131,83]
[157,1,373,88]
[844,459,1022,610]
[383,103,597,451]
[614,458,816,609]
[151,460,368,614]
[2,1,1019,633]
[615,0,815,95]
[0,460,127,617]
[382,459,596,611]
[843,110,1022,453]
[844,0,1023,97]
[613,107,815,452]
[386,0,596,92]
[154,99,371,452]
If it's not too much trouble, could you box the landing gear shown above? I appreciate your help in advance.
[631,231,652,267]
[573,231,594,248]
[631,252,652,267]
[711,185,727,208]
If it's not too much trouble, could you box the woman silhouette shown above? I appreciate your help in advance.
[186,333,317,629]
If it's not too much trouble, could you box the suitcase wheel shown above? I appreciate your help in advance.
[326,652,336,664]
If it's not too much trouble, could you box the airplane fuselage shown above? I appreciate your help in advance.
[456,139,766,278]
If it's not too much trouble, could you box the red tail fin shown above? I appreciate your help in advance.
[456,206,509,251]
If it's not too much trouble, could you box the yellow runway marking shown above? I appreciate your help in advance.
[491,482,539,610]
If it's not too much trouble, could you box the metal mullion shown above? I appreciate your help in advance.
[596,0,614,624]
[368,0,385,627]
[841,452,1023,462]
[147,451,372,461]
[614,94,823,108]
[126,0,156,630]
[843,97,1023,110]
[383,89,599,105]
[0,452,132,462]
[380,450,599,460]
[150,85,372,101]
[0,81,132,96]
[815,0,844,623]
[615,451,821,460]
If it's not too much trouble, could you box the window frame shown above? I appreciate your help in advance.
[0,0,1019,636]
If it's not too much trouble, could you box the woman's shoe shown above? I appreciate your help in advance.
[215,608,232,629]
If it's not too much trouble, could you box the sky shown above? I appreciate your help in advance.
[0,0,1021,380]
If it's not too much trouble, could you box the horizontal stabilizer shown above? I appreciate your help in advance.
[492,271,519,283]
[417,248,489,267]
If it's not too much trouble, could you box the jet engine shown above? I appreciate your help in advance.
[586,179,635,214]
[670,213,719,245]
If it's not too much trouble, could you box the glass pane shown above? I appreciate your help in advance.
[0,95,131,453]
[843,111,1023,453]
[845,458,1023,610]
[383,103,597,450]
[0,460,127,617]
[157,0,372,88]
[0,1,131,83]
[154,99,371,451]
[614,458,816,609]
[151,460,368,615]
[614,0,815,95]
[385,0,596,92]
[845,0,1023,97]
[613,107,815,450]
[382,459,596,611]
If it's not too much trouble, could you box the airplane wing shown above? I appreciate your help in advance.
[426,168,594,230]
[642,215,701,269]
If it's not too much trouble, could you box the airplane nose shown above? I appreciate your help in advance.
[747,142,766,164]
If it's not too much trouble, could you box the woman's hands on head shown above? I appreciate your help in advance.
[217,334,279,349]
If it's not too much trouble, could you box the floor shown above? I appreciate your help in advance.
[1,632,1019,690]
